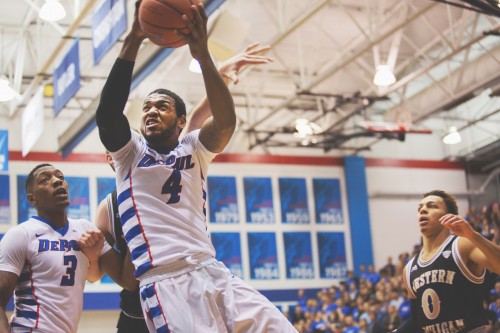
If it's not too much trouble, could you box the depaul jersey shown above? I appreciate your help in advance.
[111,130,217,278]
[404,235,488,332]
[0,216,111,333]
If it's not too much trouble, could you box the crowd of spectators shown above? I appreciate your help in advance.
[283,201,500,333]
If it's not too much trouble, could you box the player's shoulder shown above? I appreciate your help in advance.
[180,129,200,144]
[67,218,95,231]
[12,217,46,234]
[454,235,475,257]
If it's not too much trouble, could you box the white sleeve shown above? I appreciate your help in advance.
[110,130,145,181]
[0,226,29,276]
[183,129,217,171]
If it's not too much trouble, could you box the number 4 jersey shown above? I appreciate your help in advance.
[0,216,111,333]
[111,130,217,279]
[404,235,488,332]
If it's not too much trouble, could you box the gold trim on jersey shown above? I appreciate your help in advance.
[451,238,484,284]
[417,235,454,267]
[404,257,417,299]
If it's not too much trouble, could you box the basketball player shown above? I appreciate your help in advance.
[95,43,272,333]
[395,190,500,332]
[95,1,296,332]
[0,164,137,333]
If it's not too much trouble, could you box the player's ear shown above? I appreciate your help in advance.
[178,115,186,130]
[27,193,36,206]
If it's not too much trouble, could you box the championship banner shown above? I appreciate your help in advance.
[247,232,279,280]
[92,0,127,65]
[313,178,343,224]
[66,177,90,220]
[211,232,243,278]
[97,177,116,203]
[0,175,10,224]
[17,175,36,223]
[53,38,80,116]
[243,177,274,224]
[278,178,310,224]
[283,232,314,279]
[0,130,7,172]
[207,176,239,223]
[317,232,347,279]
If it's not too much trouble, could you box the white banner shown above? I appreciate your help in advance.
[22,87,44,157]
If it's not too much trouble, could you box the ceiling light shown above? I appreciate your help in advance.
[443,126,462,145]
[0,76,16,102]
[39,0,67,22]
[294,118,322,139]
[188,58,201,73]
[373,65,396,87]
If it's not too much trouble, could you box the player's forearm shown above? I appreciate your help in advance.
[121,250,139,291]
[0,310,9,333]
[119,33,144,62]
[468,231,500,273]
[199,56,236,133]
[95,58,133,151]
[100,250,138,291]
[183,64,235,136]
[86,258,104,283]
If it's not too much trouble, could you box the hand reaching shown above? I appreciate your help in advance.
[219,43,273,84]
[78,230,105,262]
[440,214,475,238]
[176,4,210,61]
[131,1,148,41]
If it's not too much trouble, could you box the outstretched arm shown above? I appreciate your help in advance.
[440,214,500,274]
[95,0,147,152]
[176,4,236,153]
[182,43,272,138]
[79,230,138,290]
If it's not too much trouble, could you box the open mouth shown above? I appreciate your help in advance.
[419,216,429,225]
[146,118,159,128]
[54,188,68,196]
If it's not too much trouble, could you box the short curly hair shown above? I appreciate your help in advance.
[423,190,458,215]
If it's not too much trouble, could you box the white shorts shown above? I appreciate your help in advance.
[139,260,297,333]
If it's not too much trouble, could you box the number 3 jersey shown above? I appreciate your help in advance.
[111,130,217,279]
[404,235,488,332]
[0,216,110,333]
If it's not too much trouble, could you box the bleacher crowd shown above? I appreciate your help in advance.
[283,202,500,333]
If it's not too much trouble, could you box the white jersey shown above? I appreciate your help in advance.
[0,216,111,333]
[111,130,217,278]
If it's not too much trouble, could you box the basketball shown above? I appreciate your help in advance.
[138,0,202,48]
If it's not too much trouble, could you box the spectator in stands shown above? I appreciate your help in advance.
[382,304,402,332]
[366,264,381,286]
[342,315,360,333]
[490,201,500,244]
[359,264,368,281]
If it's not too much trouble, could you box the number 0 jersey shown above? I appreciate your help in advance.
[0,216,111,333]
[111,130,217,278]
[404,235,488,332]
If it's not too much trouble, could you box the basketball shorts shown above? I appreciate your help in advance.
[139,260,298,333]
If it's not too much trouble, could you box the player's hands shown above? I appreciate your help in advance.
[219,43,272,85]
[176,3,209,61]
[130,0,147,41]
[440,214,475,238]
[78,230,105,262]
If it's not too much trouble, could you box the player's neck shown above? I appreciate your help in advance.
[421,230,451,258]
[148,137,179,154]
[37,209,68,228]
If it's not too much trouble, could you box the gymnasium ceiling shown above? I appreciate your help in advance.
[0,0,499,170]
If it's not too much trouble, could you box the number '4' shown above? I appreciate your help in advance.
[162,170,182,204]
